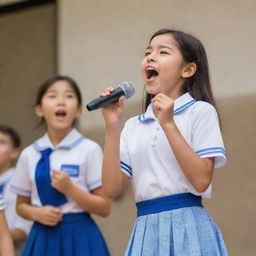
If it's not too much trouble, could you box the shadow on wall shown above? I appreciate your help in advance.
[84,93,256,256]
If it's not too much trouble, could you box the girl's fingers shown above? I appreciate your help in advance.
[50,207,62,214]
[118,96,125,106]
[51,169,61,178]
[99,87,115,97]
[44,220,58,226]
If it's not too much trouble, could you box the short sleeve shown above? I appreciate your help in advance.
[85,143,103,191]
[10,150,32,197]
[192,103,226,168]
[13,216,32,235]
[0,195,5,211]
[120,122,132,178]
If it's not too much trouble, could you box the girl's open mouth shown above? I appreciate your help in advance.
[55,110,67,120]
[146,67,159,80]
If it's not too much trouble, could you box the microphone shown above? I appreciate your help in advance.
[86,82,135,111]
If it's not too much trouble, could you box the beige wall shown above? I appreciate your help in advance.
[58,0,256,129]
[58,1,256,256]
[0,3,57,146]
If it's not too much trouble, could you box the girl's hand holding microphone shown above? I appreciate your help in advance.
[86,81,134,128]
[100,87,125,128]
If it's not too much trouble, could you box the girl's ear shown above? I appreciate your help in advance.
[11,148,20,160]
[75,106,82,118]
[181,62,197,78]
[34,105,43,117]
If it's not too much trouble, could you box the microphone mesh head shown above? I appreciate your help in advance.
[119,82,135,99]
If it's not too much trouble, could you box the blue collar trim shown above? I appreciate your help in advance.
[33,135,85,152]
[58,136,85,150]
[173,99,196,114]
[138,95,197,123]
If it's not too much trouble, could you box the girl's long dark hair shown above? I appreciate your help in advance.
[144,29,218,113]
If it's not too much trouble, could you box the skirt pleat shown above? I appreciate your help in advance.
[22,212,110,256]
[126,215,147,256]
[141,214,158,255]
[60,222,75,256]
[158,211,173,255]
[125,206,228,256]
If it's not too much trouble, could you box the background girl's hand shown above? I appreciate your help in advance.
[51,169,73,195]
[151,93,175,128]
[100,87,125,127]
[34,205,63,226]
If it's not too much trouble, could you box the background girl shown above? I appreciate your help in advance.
[11,76,110,256]
[100,29,228,255]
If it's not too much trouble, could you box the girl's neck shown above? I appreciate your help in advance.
[166,89,183,101]
[47,127,73,147]
[165,83,184,100]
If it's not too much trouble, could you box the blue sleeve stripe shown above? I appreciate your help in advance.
[10,185,31,196]
[197,150,226,157]
[121,165,132,176]
[196,147,226,155]
[121,164,132,176]
[121,161,132,172]
[121,168,132,178]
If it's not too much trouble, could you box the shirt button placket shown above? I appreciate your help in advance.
[150,125,160,147]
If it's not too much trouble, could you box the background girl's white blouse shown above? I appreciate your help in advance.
[10,129,103,214]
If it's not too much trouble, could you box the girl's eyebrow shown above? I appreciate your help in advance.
[46,89,75,93]
[65,89,75,93]
[158,44,173,50]
[46,89,56,93]
[145,44,173,51]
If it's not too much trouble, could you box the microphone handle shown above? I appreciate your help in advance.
[86,87,124,111]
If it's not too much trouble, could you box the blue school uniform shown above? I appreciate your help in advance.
[120,93,228,255]
[11,129,110,256]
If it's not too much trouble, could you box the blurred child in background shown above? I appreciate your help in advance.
[11,76,110,256]
[0,124,32,255]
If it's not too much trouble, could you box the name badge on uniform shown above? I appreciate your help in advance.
[61,164,80,177]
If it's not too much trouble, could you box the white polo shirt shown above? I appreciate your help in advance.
[0,168,32,234]
[120,92,226,202]
[11,129,103,213]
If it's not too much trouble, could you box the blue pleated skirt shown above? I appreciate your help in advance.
[22,212,110,256]
[125,193,228,256]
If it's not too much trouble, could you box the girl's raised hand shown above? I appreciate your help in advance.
[51,169,73,195]
[151,93,175,128]
[100,87,125,127]
[34,205,63,226]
